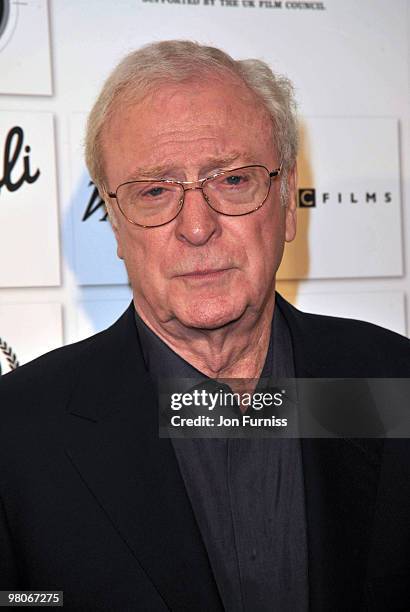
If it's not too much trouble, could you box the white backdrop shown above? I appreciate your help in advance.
[0,0,409,373]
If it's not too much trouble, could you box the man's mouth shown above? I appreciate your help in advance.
[177,268,232,280]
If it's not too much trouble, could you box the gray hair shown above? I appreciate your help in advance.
[85,40,298,205]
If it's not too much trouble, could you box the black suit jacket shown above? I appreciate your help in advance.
[1,294,410,611]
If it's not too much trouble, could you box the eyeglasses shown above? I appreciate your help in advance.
[107,164,282,228]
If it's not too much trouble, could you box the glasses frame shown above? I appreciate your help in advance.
[107,163,282,228]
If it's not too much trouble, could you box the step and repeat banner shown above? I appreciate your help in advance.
[0,0,409,372]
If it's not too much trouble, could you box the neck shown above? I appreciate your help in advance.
[134,293,276,381]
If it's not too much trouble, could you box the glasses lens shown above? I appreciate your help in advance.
[204,166,271,215]
[116,181,183,226]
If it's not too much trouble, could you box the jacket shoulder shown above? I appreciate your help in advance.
[276,294,410,376]
[0,331,104,419]
[306,309,408,345]
[0,302,135,397]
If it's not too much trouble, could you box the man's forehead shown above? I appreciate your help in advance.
[101,76,275,184]
[108,74,268,131]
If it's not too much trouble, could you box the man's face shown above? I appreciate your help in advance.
[101,75,296,330]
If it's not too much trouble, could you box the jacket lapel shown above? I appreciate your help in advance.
[64,304,223,611]
[276,294,383,611]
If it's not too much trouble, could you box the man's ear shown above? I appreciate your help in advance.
[284,163,297,243]
[111,216,125,260]
[100,188,124,260]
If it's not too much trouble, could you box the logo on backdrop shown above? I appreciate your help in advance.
[82,180,108,222]
[140,0,326,11]
[0,336,19,375]
[298,189,316,207]
[297,187,392,207]
[0,126,41,195]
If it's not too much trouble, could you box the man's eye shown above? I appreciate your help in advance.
[142,186,166,198]
[226,175,241,185]
[224,174,248,186]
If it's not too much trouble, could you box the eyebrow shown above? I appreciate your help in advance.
[200,153,254,175]
[123,152,259,182]
[123,165,175,181]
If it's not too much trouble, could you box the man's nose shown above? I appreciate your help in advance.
[175,187,221,246]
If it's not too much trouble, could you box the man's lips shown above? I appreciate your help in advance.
[175,268,233,279]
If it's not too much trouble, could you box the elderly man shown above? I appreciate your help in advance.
[1,41,410,612]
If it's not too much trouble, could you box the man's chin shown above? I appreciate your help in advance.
[173,302,246,331]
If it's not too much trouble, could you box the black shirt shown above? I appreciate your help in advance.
[134,303,308,611]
